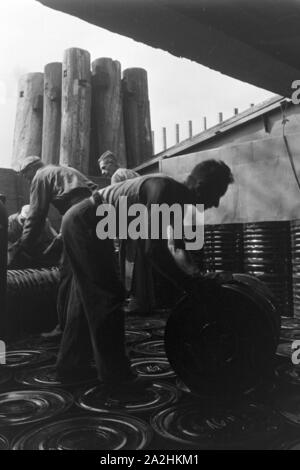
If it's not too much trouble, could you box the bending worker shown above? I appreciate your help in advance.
[56,159,234,389]
[11,156,98,330]
[8,205,59,268]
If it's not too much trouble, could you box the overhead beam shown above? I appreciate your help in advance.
[37,0,300,97]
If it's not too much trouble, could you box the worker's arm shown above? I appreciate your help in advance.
[20,174,52,254]
[140,178,202,293]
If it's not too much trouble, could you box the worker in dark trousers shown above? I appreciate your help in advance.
[57,159,234,388]
[11,156,98,334]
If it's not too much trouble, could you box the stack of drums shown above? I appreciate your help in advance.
[290,220,300,318]
[243,222,292,317]
[203,224,244,273]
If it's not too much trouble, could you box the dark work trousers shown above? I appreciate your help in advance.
[56,248,72,331]
[56,198,133,384]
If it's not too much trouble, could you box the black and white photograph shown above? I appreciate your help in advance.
[0,0,300,454]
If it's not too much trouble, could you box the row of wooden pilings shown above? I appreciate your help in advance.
[12,48,153,174]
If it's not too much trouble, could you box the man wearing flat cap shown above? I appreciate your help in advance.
[98,151,139,184]
[14,156,98,332]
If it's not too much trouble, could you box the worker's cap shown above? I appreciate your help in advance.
[19,156,42,174]
[98,150,116,164]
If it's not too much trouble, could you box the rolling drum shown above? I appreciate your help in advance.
[165,273,280,399]
[151,402,283,449]
[0,389,73,426]
[243,222,292,317]
[77,381,179,415]
[130,357,175,380]
[12,414,152,450]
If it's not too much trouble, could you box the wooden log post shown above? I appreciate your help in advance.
[122,68,153,167]
[42,63,62,165]
[60,48,91,174]
[91,58,127,174]
[175,124,180,144]
[162,127,167,150]
[12,73,44,170]
[188,120,193,138]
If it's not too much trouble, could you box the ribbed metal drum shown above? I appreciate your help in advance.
[203,224,244,273]
[243,222,292,317]
[151,402,283,449]
[130,357,176,380]
[0,434,9,450]
[291,220,300,318]
[0,389,73,427]
[12,414,152,450]
[5,268,60,341]
[130,340,166,357]
[77,381,180,415]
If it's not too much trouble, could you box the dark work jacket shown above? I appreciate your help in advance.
[21,165,97,252]
[98,175,198,291]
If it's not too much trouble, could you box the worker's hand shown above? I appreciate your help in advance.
[42,235,62,256]
[167,225,200,277]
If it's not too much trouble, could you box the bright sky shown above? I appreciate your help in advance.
[0,0,274,168]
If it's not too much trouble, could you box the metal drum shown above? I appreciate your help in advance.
[131,357,176,380]
[125,330,151,344]
[243,222,292,317]
[77,381,180,415]
[165,273,280,399]
[130,340,166,357]
[291,220,300,318]
[0,389,73,426]
[15,364,97,388]
[151,402,282,449]
[0,434,9,450]
[12,414,152,450]
[203,224,244,273]
[2,350,54,369]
